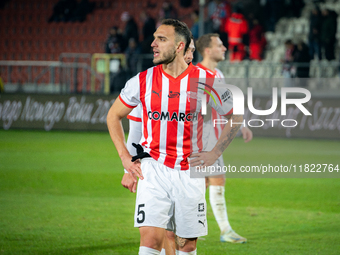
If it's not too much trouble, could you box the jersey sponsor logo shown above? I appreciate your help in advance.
[221,89,231,102]
[152,90,161,98]
[148,111,198,122]
[168,91,180,98]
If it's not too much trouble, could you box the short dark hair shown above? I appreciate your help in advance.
[162,19,191,53]
[196,33,220,56]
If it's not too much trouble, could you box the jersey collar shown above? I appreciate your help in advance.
[196,62,217,76]
[160,63,194,82]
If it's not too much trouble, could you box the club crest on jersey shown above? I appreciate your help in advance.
[198,203,205,212]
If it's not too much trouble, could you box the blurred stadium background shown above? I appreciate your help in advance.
[0,0,339,139]
[0,0,339,254]
[1,0,340,94]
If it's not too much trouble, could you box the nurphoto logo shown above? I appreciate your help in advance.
[200,84,312,128]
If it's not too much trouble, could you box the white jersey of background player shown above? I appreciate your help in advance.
[195,33,253,243]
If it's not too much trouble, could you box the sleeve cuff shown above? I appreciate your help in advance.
[119,95,136,109]
[127,115,142,122]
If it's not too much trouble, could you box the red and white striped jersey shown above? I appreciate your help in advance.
[119,63,233,170]
[196,63,227,140]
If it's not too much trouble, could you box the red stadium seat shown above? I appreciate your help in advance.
[0,40,6,54]
[72,23,83,37]
[1,52,8,60]
[1,0,164,63]
[30,50,40,61]
[7,51,15,61]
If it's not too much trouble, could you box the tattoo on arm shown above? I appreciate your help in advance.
[216,115,242,153]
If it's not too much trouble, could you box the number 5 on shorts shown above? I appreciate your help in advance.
[137,204,145,223]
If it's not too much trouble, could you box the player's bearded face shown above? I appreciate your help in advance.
[153,46,177,65]
[152,25,179,65]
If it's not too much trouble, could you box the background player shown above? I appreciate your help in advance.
[107,19,242,255]
[196,33,253,243]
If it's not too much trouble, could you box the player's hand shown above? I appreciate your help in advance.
[122,155,144,180]
[189,151,219,168]
[241,127,253,143]
[121,172,137,193]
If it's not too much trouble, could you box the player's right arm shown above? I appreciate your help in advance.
[121,172,138,193]
[122,116,143,193]
[107,97,144,180]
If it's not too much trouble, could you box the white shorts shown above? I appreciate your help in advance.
[205,155,226,177]
[134,158,207,238]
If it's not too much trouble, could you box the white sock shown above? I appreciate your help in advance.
[139,246,161,255]
[209,185,231,233]
[160,248,166,255]
[176,249,197,255]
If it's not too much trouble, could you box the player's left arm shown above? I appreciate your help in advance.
[222,114,253,143]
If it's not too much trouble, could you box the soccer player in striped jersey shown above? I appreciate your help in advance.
[121,38,197,255]
[196,33,253,243]
[107,19,243,255]
[121,37,196,193]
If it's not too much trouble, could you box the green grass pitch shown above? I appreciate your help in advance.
[0,130,339,254]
